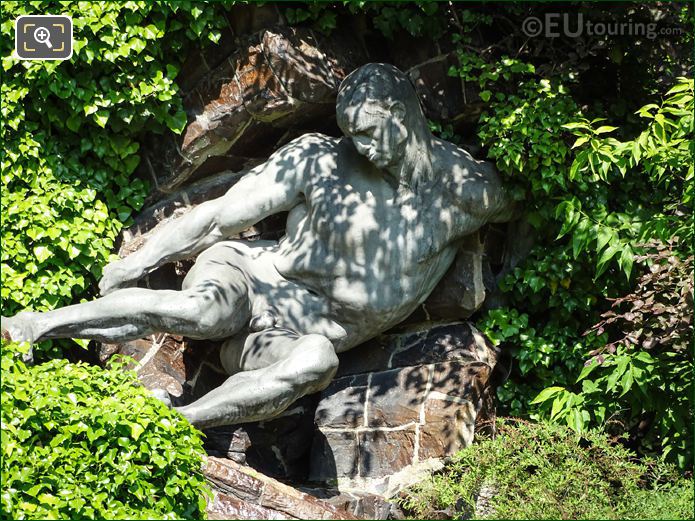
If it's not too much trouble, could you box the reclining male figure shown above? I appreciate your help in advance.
[2,64,514,429]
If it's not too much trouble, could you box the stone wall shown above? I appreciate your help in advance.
[309,322,498,496]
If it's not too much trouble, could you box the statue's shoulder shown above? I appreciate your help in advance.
[433,139,478,181]
[285,132,341,153]
[434,139,499,182]
[269,133,342,178]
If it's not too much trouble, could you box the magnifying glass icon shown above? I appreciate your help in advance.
[34,26,52,48]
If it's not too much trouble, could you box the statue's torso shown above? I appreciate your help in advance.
[273,137,472,331]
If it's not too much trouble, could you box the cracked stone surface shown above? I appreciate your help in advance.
[309,322,499,496]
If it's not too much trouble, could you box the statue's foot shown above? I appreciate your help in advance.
[1,312,38,345]
[1,313,36,364]
[150,388,173,408]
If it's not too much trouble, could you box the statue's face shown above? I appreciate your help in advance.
[344,100,408,170]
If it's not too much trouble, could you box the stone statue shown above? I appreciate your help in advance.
[2,64,514,429]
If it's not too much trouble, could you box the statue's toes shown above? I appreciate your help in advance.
[1,314,36,364]
[1,313,37,345]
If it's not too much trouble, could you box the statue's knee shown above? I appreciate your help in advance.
[196,307,226,337]
[301,334,338,381]
[191,286,249,338]
[188,290,226,336]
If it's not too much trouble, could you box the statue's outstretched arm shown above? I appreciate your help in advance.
[99,138,310,295]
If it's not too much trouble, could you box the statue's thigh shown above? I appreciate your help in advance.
[181,241,246,290]
[220,328,305,374]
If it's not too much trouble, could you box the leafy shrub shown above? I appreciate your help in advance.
[560,77,693,260]
[469,55,625,423]
[1,340,209,520]
[520,80,692,469]
[1,1,232,358]
[400,419,694,520]
[533,241,693,469]
[463,42,693,468]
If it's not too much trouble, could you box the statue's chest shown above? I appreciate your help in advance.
[306,178,435,267]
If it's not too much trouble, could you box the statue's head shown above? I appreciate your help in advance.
[336,64,428,174]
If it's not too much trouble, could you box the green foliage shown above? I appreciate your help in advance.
[1,340,210,519]
[480,306,601,420]
[450,53,535,99]
[1,1,231,356]
[367,1,446,40]
[563,77,694,254]
[533,242,693,469]
[459,47,693,468]
[400,420,694,520]
[284,1,448,39]
[284,3,338,34]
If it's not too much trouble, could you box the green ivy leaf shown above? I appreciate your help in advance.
[33,246,53,263]
[530,386,565,404]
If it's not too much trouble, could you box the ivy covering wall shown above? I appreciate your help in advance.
[1,2,235,518]
[1,2,692,518]
[1,0,234,356]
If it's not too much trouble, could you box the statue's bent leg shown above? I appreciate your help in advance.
[176,329,338,428]
[2,267,251,344]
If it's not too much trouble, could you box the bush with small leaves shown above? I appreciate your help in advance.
[1,340,210,520]
[461,44,693,469]
[399,419,694,520]
[533,241,693,469]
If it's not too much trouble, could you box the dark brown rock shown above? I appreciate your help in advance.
[205,457,356,520]
[261,29,340,103]
[206,430,251,465]
[366,365,428,428]
[418,395,475,461]
[310,431,360,481]
[100,334,191,400]
[302,487,404,520]
[315,373,369,429]
[203,395,319,481]
[336,322,496,378]
[178,5,286,96]
[208,493,295,520]
[422,232,486,319]
[144,27,364,194]
[358,429,417,478]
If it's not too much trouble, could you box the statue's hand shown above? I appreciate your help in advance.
[99,258,142,296]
